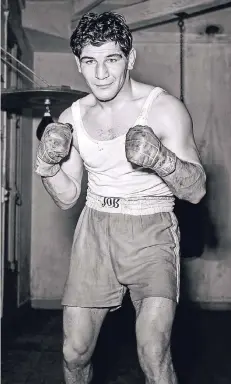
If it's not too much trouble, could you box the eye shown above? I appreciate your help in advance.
[106,58,118,63]
[85,59,95,65]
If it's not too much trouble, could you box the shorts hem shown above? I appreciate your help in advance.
[61,301,123,308]
[130,293,179,304]
[62,284,126,309]
[61,290,125,308]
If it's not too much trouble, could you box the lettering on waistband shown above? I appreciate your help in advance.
[102,197,120,208]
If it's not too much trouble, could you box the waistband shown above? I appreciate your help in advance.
[86,189,175,215]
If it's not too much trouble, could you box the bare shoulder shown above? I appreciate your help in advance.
[58,94,93,121]
[58,106,74,125]
[149,92,193,139]
[160,93,191,120]
[79,92,95,106]
[132,79,155,100]
[79,93,96,118]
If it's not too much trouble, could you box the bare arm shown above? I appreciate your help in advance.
[41,107,83,210]
[155,95,206,204]
[126,94,206,204]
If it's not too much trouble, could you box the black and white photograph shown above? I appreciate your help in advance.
[1,1,231,383]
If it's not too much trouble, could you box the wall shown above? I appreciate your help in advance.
[17,21,34,308]
[23,2,231,308]
[131,31,231,308]
[179,33,231,307]
[1,0,34,314]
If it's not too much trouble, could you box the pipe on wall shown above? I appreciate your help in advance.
[1,0,9,318]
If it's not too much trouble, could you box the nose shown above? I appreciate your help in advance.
[95,62,109,80]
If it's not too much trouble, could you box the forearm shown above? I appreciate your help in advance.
[42,169,81,210]
[159,155,206,204]
[126,126,206,204]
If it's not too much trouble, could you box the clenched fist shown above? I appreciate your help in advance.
[125,125,160,168]
[35,122,73,177]
[125,125,176,177]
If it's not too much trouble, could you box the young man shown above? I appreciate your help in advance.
[35,12,206,384]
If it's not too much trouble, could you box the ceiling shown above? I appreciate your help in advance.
[24,0,231,35]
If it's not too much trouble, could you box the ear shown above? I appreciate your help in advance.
[74,56,82,73]
[127,48,136,70]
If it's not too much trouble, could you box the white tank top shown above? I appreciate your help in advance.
[71,87,173,198]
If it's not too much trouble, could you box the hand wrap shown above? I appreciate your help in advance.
[125,125,176,177]
[35,122,73,177]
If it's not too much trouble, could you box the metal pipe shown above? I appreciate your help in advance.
[1,56,42,87]
[1,0,9,319]
[1,47,51,86]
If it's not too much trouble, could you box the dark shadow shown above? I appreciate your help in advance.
[92,292,144,384]
[175,163,231,259]
[171,304,231,384]
[2,305,231,384]
[174,195,219,259]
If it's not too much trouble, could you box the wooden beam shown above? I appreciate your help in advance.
[132,31,231,45]
[100,0,231,31]
[71,0,147,24]
[87,0,146,13]
[102,0,146,6]
[71,0,105,18]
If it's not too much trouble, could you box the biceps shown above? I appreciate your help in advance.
[163,131,202,165]
[61,146,83,183]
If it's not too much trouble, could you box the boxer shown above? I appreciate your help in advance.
[35,11,206,384]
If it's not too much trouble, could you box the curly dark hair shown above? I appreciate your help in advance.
[70,12,133,58]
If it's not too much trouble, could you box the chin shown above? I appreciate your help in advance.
[94,89,119,102]
[89,82,121,101]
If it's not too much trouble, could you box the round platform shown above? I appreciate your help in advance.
[1,86,88,113]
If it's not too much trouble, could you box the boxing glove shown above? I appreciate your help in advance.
[35,122,73,177]
[125,125,176,177]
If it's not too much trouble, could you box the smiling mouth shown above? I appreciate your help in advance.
[96,83,112,89]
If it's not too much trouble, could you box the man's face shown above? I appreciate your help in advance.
[76,41,135,101]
